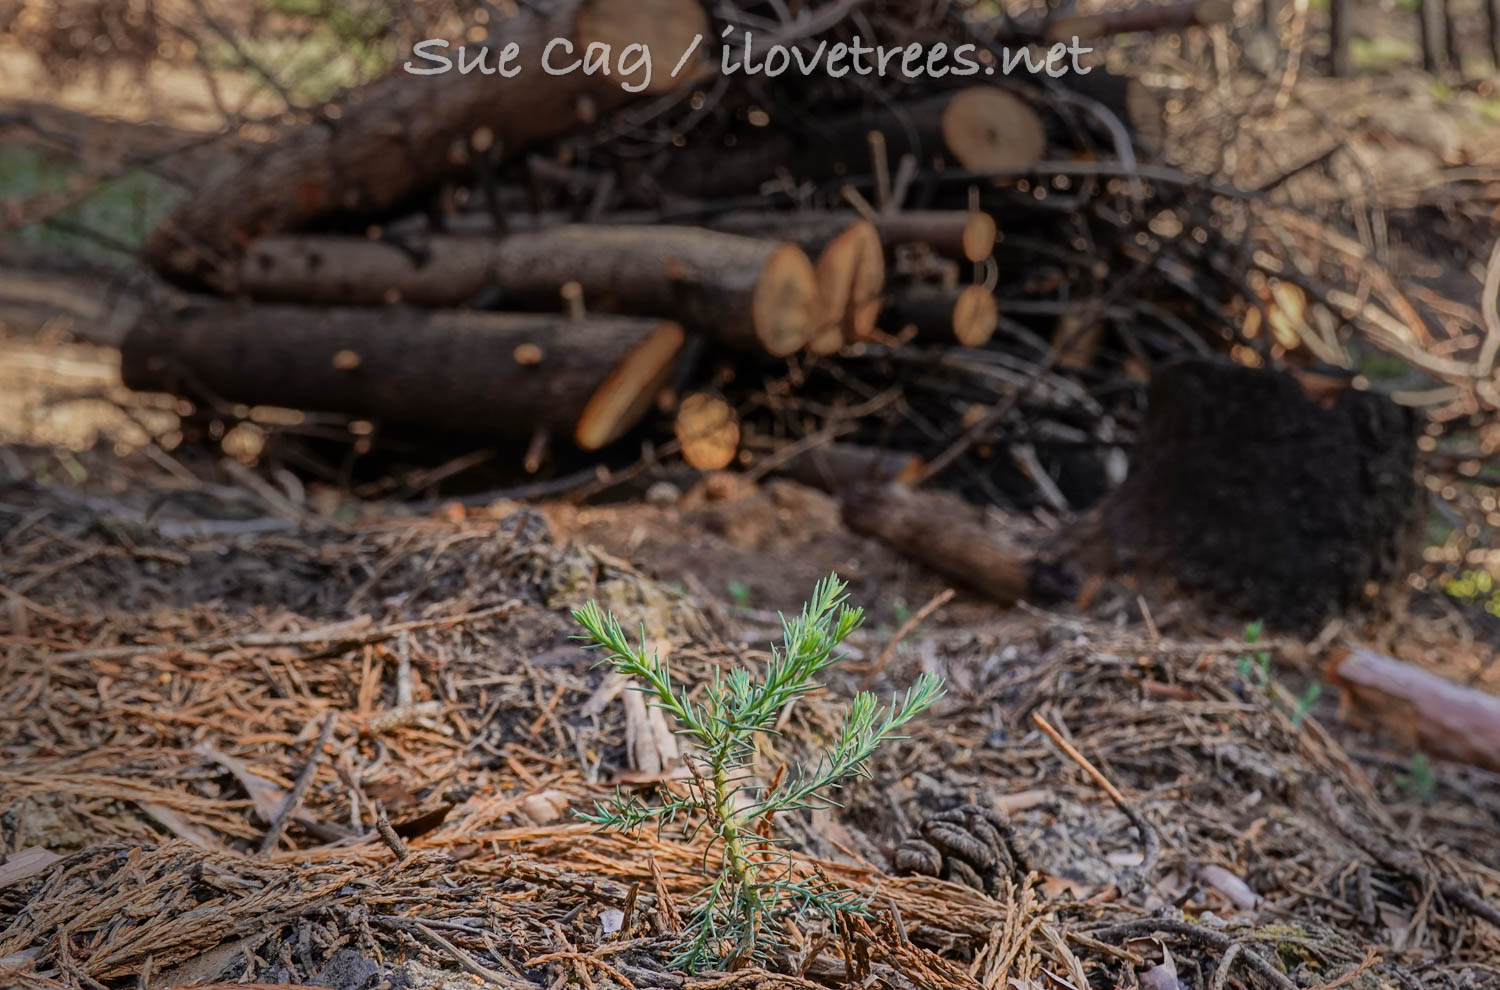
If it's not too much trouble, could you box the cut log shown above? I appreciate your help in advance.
[841,484,1076,605]
[696,212,883,353]
[778,444,924,494]
[661,87,1046,199]
[818,220,885,348]
[675,393,741,471]
[883,285,998,347]
[1062,358,1421,630]
[238,227,821,357]
[143,0,708,289]
[120,302,684,449]
[875,211,996,263]
[1325,643,1500,774]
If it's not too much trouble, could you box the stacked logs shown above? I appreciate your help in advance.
[125,0,1243,482]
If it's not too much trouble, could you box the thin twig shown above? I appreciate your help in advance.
[1032,712,1160,884]
[259,710,336,854]
[861,588,954,685]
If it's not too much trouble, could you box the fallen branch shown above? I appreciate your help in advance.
[1324,643,1500,774]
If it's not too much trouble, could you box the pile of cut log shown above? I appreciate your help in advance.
[118,0,1445,630]
[123,0,1252,505]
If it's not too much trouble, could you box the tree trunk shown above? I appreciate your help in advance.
[1419,0,1447,72]
[883,285,998,347]
[1062,358,1420,631]
[1328,0,1351,75]
[1489,0,1500,71]
[238,226,822,356]
[143,0,708,290]
[1044,0,1232,41]
[120,302,684,449]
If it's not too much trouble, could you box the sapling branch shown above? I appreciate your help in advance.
[572,573,944,971]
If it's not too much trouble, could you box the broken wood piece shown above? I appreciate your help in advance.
[143,0,709,288]
[875,211,997,263]
[883,285,998,347]
[121,302,684,450]
[675,393,740,472]
[238,227,819,357]
[624,685,682,777]
[841,484,1075,605]
[1325,643,1500,774]
[0,847,60,889]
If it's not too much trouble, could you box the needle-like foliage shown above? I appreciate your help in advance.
[572,574,944,972]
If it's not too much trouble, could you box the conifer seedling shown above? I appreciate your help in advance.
[572,574,944,971]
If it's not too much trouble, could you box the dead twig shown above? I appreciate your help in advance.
[258,710,337,854]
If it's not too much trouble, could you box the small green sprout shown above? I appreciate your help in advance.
[572,574,944,971]
[1396,753,1437,804]
[726,579,754,608]
[1236,620,1322,729]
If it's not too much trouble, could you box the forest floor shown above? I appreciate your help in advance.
[2,438,1500,990]
[5,3,1500,989]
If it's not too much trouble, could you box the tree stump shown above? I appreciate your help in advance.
[1069,359,1421,630]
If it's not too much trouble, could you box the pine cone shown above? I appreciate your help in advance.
[893,804,1027,896]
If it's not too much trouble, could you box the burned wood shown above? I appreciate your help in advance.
[121,301,684,449]
[1063,359,1421,630]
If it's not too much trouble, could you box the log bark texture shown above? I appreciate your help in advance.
[238,226,821,356]
[143,0,708,289]
[121,302,684,449]
[842,484,1076,605]
[875,211,997,263]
